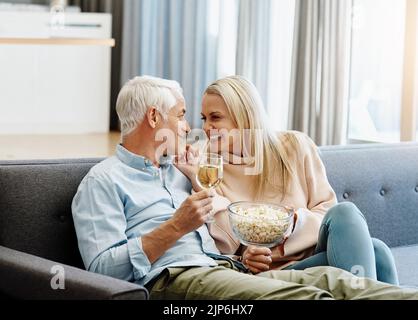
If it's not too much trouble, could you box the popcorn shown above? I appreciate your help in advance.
[229,204,292,246]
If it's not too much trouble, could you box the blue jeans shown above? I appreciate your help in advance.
[284,202,399,285]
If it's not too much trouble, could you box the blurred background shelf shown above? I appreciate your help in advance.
[0,11,113,134]
[0,37,115,46]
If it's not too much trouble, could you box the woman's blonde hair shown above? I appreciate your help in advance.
[205,75,298,199]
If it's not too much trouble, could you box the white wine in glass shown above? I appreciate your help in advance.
[196,153,223,223]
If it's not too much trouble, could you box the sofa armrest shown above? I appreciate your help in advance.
[0,246,148,300]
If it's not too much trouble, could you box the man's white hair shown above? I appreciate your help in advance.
[116,75,184,137]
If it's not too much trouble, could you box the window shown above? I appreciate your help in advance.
[348,0,406,143]
[348,0,418,143]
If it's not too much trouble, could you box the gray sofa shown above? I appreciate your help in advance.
[0,142,417,299]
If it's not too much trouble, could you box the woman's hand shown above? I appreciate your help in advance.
[242,245,272,274]
[174,144,200,186]
[241,212,298,272]
[272,211,298,257]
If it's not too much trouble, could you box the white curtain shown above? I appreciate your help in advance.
[236,0,295,131]
[236,0,272,106]
[121,0,218,127]
[288,0,352,145]
[121,0,296,129]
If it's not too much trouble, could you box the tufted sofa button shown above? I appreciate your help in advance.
[59,215,66,222]
[415,186,418,193]
[343,192,349,199]
[380,189,386,196]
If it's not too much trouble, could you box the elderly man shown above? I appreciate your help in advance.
[72,76,418,300]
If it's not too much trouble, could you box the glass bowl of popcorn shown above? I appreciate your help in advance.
[227,202,295,248]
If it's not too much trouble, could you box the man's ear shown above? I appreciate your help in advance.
[146,106,159,129]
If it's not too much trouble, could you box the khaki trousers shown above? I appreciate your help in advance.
[149,261,418,300]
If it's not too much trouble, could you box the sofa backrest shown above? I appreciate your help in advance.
[320,142,418,247]
[0,142,417,267]
[0,159,101,269]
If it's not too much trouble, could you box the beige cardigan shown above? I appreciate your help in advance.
[208,131,338,269]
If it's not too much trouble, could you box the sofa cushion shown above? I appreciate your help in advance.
[320,143,418,248]
[0,159,102,268]
[391,245,418,288]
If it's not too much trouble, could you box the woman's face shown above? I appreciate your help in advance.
[201,93,238,154]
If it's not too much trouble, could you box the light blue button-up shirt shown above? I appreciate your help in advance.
[71,145,220,286]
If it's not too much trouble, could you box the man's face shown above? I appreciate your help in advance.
[156,99,190,156]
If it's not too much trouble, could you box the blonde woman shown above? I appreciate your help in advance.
[177,75,398,285]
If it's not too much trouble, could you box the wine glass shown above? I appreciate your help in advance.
[196,153,223,223]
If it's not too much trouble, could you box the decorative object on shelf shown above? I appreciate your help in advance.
[50,0,68,10]
[50,0,67,29]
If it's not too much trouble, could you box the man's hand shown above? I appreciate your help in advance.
[171,189,214,234]
[141,189,214,264]
[242,245,272,274]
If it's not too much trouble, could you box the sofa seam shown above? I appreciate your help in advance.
[0,160,103,167]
